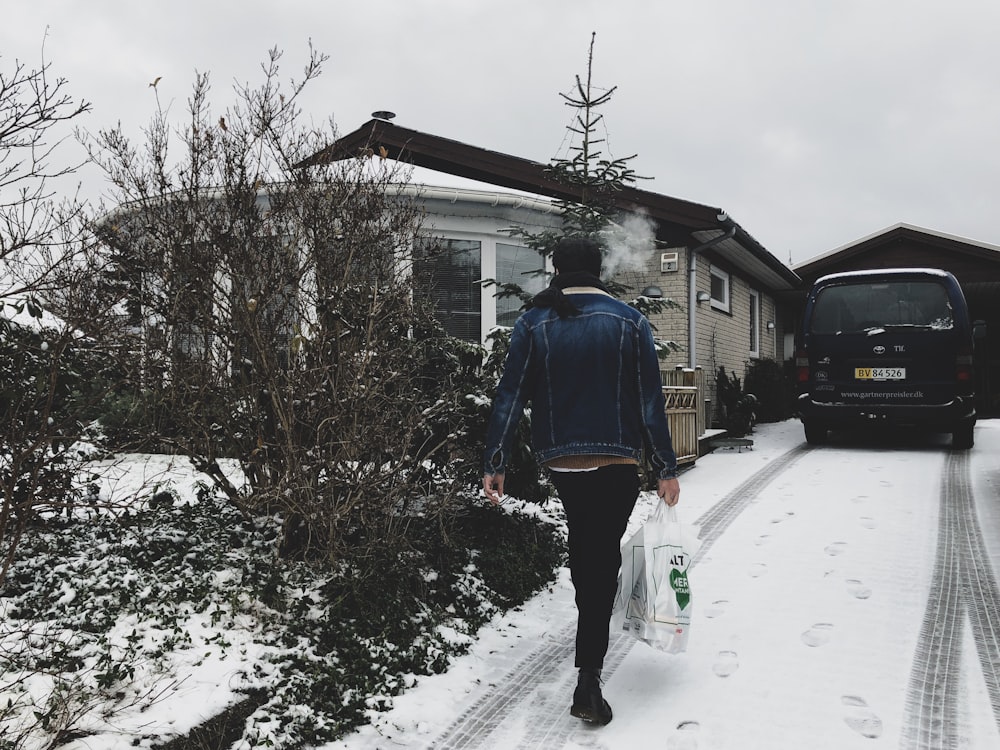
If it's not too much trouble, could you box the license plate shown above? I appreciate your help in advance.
[855,367,905,381]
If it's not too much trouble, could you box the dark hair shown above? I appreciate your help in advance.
[551,237,602,276]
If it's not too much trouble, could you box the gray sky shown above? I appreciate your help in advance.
[5,0,1000,266]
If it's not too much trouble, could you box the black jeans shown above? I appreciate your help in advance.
[550,464,640,671]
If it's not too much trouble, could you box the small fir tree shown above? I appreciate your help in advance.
[496,32,679,322]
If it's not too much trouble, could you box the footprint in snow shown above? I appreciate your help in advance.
[703,600,729,618]
[846,579,872,599]
[567,729,609,748]
[754,534,770,547]
[666,720,701,750]
[801,622,834,647]
[824,541,847,556]
[748,562,768,578]
[770,511,795,524]
[841,695,883,738]
[859,516,877,529]
[713,650,739,677]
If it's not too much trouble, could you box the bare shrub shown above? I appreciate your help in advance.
[1,47,130,587]
[85,46,477,565]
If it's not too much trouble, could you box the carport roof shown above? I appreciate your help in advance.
[794,223,1000,279]
[297,119,801,291]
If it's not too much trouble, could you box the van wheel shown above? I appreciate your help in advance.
[804,421,828,445]
[952,423,974,450]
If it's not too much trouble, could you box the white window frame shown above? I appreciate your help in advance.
[709,265,731,313]
[414,232,550,343]
[749,288,761,358]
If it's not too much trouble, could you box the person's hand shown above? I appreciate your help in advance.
[657,477,680,506]
[483,473,506,505]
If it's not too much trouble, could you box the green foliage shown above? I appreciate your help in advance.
[545,36,644,242]
[1,307,124,591]
[715,366,758,437]
[463,504,564,605]
[491,33,680,323]
[743,358,797,423]
[1,313,78,446]
[91,388,168,450]
[1,487,563,748]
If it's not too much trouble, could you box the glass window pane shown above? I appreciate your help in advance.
[710,272,727,302]
[415,239,482,341]
[709,266,731,312]
[495,243,546,327]
[812,281,953,333]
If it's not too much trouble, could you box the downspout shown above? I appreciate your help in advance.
[688,220,737,368]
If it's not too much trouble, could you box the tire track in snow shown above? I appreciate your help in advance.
[427,443,810,749]
[899,450,1000,749]
[898,454,963,750]
[956,451,1000,733]
[429,614,640,749]
[430,622,577,750]
[692,443,813,563]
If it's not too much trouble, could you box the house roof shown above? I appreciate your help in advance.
[298,119,801,291]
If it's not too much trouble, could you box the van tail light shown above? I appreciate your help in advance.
[795,350,810,383]
[956,347,974,382]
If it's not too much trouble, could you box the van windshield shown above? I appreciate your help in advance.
[810,281,953,334]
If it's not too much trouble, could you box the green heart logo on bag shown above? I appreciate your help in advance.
[670,568,691,610]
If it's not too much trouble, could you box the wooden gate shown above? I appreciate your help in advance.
[661,367,704,466]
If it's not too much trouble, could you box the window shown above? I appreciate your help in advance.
[415,238,482,342]
[810,280,953,334]
[749,289,761,358]
[709,265,731,313]
[495,243,546,327]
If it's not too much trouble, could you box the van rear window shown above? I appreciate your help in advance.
[810,281,953,334]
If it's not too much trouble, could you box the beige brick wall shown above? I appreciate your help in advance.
[612,249,784,429]
[614,247,688,352]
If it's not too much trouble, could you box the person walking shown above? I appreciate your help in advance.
[482,236,680,726]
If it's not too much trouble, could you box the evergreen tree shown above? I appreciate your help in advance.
[482,34,682,503]
[495,32,679,323]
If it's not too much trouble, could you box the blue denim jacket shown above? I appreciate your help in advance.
[483,289,678,479]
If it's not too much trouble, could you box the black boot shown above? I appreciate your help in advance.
[570,668,613,725]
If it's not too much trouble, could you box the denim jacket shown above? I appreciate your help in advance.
[483,289,678,480]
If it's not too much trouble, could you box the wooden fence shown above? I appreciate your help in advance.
[661,366,706,466]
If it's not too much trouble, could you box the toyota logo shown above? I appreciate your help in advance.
[872,345,886,355]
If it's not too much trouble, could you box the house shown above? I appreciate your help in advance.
[300,118,802,429]
[793,223,1000,415]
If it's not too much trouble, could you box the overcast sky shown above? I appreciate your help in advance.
[5,0,1000,266]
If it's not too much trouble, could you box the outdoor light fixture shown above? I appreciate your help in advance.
[641,285,663,299]
[696,291,711,303]
[766,320,776,331]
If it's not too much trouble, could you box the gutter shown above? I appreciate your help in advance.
[688,220,737,368]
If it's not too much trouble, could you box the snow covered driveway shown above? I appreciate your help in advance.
[330,419,1000,750]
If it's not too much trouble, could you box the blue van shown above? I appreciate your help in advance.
[795,268,976,448]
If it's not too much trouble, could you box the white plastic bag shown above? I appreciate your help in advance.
[611,503,699,653]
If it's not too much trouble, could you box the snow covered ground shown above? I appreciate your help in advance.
[327,418,1000,750]
[16,417,997,749]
